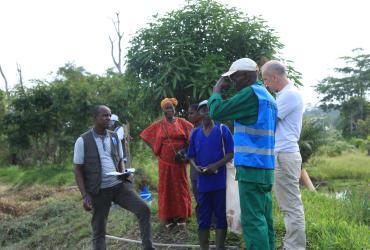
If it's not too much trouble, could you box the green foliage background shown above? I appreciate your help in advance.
[0,0,292,165]
[126,0,284,112]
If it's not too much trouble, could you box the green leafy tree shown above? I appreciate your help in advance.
[1,63,152,165]
[315,48,370,136]
[126,0,285,114]
[2,64,96,164]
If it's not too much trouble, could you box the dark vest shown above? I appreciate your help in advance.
[81,129,120,195]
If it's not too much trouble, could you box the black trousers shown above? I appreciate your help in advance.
[90,182,154,250]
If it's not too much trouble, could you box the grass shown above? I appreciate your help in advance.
[0,148,369,249]
[306,150,370,182]
[301,190,368,249]
[130,141,158,191]
[0,187,368,249]
[0,164,74,187]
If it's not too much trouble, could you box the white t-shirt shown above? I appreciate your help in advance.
[275,82,304,153]
[73,130,124,189]
[115,126,124,141]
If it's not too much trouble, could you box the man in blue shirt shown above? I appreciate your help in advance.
[187,100,234,250]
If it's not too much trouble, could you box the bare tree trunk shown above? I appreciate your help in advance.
[17,63,23,88]
[123,122,131,168]
[109,12,124,74]
[0,64,9,97]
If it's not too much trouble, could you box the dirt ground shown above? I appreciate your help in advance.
[0,184,77,218]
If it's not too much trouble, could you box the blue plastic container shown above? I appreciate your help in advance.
[139,186,152,206]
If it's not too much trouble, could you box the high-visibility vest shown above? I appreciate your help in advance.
[234,84,277,169]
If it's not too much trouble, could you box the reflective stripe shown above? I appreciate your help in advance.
[234,126,274,136]
[235,146,274,156]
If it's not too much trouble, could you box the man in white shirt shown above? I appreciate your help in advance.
[262,61,306,250]
[111,114,124,141]
[110,114,130,167]
[73,105,154,250]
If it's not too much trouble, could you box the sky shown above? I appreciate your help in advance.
[1,0,369,106]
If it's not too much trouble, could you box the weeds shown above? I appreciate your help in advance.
[0,148,369,249]
[306,151,370,181]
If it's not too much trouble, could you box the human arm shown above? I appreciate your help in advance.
[189,158,204,173]
[204,124,234,174]
[73,137,93,211]
[117,139,125,173]
[208,81,258,124]
[139,121,163,156]
[74,164,92,211]
[116,140,134,182]
[203,152,233,174]
[213,76,231,93]
[187,128,203,173]
[116,126,130,164]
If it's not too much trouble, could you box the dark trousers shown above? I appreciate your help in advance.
[90,182,154,250]
[197,189,227,230]
[191,178,199,221]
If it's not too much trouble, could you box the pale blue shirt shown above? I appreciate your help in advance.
[73,129,124,189]
[275,82,304,152]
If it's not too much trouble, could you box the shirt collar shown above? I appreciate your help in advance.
[92,128,108,139]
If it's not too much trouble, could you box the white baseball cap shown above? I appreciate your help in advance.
[222,58,258,77]
[111,114,119,122]
[197,100,208,111]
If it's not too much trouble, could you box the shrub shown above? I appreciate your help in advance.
[349,137,366,149]
[318,140,355,157]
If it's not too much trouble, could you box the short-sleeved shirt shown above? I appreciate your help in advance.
[275,82,304,152]
[187,124,234,192]
[114,126,125,141]
[189,127,200,181]
[73,129,124,189]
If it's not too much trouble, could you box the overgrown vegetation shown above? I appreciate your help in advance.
[0,0,369,249]
[0,148,369,249]
[306,150,370,182]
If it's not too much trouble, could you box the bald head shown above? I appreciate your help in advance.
[261,60,289,92]
[261,60,287,77]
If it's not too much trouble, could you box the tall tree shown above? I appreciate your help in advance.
[315,48,370,136]
[126,0,289,114]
